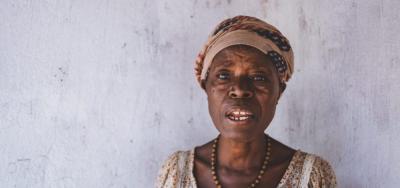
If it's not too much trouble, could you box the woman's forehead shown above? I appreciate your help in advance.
[210,45,274,71]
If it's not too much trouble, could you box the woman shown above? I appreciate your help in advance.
[156,15,336,188]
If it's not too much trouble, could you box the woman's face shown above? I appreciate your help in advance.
[204,45,283,141]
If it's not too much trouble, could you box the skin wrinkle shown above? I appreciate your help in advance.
[193,44,294,188]
[202,49,283,92]
[205,44,280,147]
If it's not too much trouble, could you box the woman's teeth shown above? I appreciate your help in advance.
[227,110,253,121]
[228,115,251,121]
[231,111,252,115]
[229,116,249,121]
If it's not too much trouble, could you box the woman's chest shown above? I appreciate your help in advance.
[193,159,291,188]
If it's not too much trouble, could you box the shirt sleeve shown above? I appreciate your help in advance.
[155,151,180,188]
[308,156,337,188]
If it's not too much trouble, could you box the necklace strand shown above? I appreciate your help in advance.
[210,135,271,188]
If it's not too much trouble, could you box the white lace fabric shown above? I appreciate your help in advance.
[156,149,337,188]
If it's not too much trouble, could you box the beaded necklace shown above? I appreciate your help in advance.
[210,135,271,188]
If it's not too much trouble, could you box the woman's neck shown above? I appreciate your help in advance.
[217,134,267,172]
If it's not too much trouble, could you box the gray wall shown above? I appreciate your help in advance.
[1,0,399,187]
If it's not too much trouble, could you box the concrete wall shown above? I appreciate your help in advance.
[1,0,399,187]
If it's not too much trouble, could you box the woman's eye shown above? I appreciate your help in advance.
[217,73,230,80]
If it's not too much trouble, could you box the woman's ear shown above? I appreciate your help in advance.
[201,68,211,91]
[200,80,206,90]
[201,80,207,90]
[280,82,286,93]
[277,82,286,101]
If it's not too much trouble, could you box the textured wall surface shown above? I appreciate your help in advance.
[1,0,399,187]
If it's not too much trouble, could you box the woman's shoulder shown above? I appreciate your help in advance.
[158,149,193,174]
[296,150,336,176]
[292,150,337,187]
[155,150,194,188]
[307,152,337,187]
[164,150,193,162]
[294,150,331,163]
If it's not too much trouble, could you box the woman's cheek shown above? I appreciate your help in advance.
[210,81,230,93]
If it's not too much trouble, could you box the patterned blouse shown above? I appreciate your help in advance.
[156,149,337,188]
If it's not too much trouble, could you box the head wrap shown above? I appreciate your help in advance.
[194,15,294,89]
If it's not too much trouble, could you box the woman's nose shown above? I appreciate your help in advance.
[228,78,254,98]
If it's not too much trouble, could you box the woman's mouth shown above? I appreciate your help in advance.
[226,109,254,122]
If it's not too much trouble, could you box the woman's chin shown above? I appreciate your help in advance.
[219,118,261,140]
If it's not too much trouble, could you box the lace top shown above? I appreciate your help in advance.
[156,149,336,188]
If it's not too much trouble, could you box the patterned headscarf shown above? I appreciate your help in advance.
[194,15,294,89]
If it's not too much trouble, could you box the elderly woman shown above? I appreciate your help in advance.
[156,16,336,188]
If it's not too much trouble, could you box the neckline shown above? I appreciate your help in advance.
[188,148,302,187]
